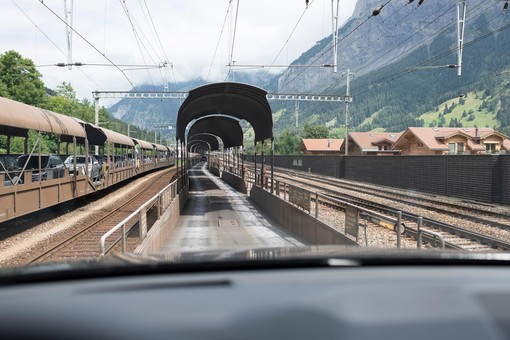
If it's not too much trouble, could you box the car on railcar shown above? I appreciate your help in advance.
[64,155,101,181]
[0,155,22,186]
[17,154,66,182]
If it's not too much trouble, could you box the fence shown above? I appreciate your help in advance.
[246,154,510,204]
[99,178,181,255]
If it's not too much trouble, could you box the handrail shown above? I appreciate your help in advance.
[99,178,179,256]
[261,178,410,247]
[418,228,445,249]
[315,192,405,234]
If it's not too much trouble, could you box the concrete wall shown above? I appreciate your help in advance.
[135,185,189,254]
[209,166,221,177]
[250,186,359,246]
[221,171,247,194]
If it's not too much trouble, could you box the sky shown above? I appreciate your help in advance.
[0,0,357,102]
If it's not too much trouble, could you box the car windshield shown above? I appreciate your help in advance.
[64,156,87,164]
[0,0,509,272]
[0,156,17,171]
[17,156,49,170]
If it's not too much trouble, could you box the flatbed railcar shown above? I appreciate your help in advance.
[0,96,175,223]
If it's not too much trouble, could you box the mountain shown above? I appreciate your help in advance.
[272,0,510,135]
[109,0,510,140]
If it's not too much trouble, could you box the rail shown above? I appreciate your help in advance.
[99,178,180,255]
[417,216,445,249]
[252,173,411,248]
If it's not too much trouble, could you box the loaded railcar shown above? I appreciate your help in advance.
[0,96,174,223]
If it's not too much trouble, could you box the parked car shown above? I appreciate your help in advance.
[64,155,101,181]
[0,154,22,186]
[17,154,65,182]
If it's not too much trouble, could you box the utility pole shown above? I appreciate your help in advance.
[343,69,354,155]
[456,0,466,77]
[331,0,340,73]
[94,92,99,155]
[295,101,299,128]
[64,0,74,70]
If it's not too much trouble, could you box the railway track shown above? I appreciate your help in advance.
[288,170,510,231]
[26,168,177,264]
[247,165,510,251]
[319,192,508,251]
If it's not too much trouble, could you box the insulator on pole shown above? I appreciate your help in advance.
[418,0,425,6]
[504,1,509,13]
[373,5,384,16]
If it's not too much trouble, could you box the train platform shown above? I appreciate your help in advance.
[160,163,305,252]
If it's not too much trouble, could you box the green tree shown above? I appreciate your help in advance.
[44,82,111,128]
[301,122,328,139]
[0,50,45,105]
[275,129,299,155]
[43,82,80,116]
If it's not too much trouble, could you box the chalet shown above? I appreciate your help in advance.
[341,132,402,155]
[392,127,510,155]
[299,139,344,155]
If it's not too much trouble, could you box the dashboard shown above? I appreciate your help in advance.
[0,263,509,339]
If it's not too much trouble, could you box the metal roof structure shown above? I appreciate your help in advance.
[75,119,135,146]
[176,82,272,143]
[188,133,220,151]
[187,116,243,149]
[0,96,86,142]
[187,140,211,153]
[152,143,169,152]
[133,138,155,150]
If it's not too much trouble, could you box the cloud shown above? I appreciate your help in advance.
[0,0,356,101]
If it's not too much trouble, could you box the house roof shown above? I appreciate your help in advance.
[503,140,510,150]
[393,127,509,151]
[348,132,402,151]
[466,139,485,151]
[299,139,344,152]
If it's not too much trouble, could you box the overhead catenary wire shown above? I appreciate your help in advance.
[261,0,316,82]
[118,0,157,88]
[352,2,457,78]
[134,0,173,89]
[38,0,138,90]
[12,0,104,91]
[349,0,499,94]
[37,0,162,120]
[359,2,506,93]
[278,0,395,93]
[206,0,233,82]
[225,0,241,81]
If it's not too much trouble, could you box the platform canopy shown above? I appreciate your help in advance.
[187,116,243,149]
[187,140,211,153]
[176,82,272,143]
[188,133,220,151]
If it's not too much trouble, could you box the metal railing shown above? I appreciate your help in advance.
[253,174,421,249]
[99,178,179,256]
[416,217,445,249]
[232,168,446,250]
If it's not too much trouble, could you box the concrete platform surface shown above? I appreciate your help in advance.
[160,163,304,252]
